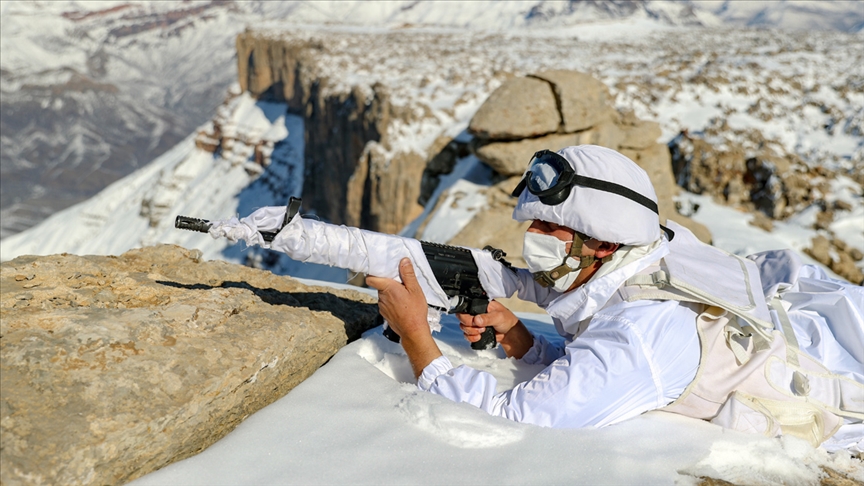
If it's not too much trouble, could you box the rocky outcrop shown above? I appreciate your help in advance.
[805,235,864,285]
[468,76,560,139]
[232,35,704,245]
[1,245,379,485]
[235,33,424,235]
[531,71,613,133]
[193,87,281,174]
[474,133,580,176]
[668,128,816,220]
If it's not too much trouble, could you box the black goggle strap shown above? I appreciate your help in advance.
[511,176,528,198]
[569,174,658,215]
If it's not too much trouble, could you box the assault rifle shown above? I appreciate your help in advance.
[175,198,513,350]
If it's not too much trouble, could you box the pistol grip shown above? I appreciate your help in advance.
[471,327,497,350]
[467,300,497,350]
[376,314,402,343]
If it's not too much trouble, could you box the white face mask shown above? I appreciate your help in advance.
[522,231,581,293]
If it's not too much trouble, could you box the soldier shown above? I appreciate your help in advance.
[366,145,863,452]
[205,144,862,451]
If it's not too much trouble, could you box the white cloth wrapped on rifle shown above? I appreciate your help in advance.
[208,206,449,308]
[208,206,494,332]
[208,206,556,329]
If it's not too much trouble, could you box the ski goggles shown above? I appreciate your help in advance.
[511,149,660,214]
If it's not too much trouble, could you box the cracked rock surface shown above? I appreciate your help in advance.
[0,244,379,485]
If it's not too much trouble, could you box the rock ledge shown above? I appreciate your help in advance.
[1,245,379,485]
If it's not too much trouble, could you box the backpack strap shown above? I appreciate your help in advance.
[769,297,800,367]
[625,267,775,342]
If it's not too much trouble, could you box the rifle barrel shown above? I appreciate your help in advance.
[175,216,211,234]
[174,215,277,242]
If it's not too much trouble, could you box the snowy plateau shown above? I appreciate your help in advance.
[1,1,864,485]
[1,0,863,238]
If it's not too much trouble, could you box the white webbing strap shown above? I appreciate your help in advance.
[626,270,669,289]
[723,319,753,365]
[625,270,775,342]
[770,297,800,367]
[766,355,864,423]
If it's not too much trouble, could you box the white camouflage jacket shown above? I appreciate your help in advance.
[420,234,864,451]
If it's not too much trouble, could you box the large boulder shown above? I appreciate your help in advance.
[0,245,379,485]
[474,133,579,176]
[532,70,613,132]
[468,77,560,140]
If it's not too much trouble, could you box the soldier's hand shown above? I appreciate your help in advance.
[366,258,430,341]
[366,258,442,378]
[457,300,519,345]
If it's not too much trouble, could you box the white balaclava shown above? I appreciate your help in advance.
[513,145,662,289]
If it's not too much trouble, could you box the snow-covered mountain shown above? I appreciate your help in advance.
[0,87,349,280]
[2,0,862,240]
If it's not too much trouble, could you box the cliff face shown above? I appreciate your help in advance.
[233,32,701,243]
[235,33,423,234]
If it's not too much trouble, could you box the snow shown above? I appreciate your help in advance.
[129,310,864,485]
